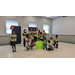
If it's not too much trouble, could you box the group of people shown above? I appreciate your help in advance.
[22,29,59,51]
[10,28,59,52]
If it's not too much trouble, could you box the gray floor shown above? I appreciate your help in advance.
[0,42,75,58]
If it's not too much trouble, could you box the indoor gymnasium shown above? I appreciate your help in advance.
[0,16,75,58]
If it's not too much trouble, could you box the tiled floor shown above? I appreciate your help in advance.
[0,42,75,58]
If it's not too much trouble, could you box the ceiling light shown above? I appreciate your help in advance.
[47,16,50,17]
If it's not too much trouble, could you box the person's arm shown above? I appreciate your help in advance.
[10,35,14,39]
[14,35,17,38]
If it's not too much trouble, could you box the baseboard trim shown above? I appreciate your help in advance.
[0,44,10,46]
[60,41,75,44]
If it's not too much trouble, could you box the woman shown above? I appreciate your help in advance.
[43,30,47,38]
[26,35,31,50]
[28,29,33,35]
[38,30,41,34]
[22,29,27,47]
[10,31,17,52]
[33,28,37,42]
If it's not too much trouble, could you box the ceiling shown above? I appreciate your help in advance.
[41,16,59,18]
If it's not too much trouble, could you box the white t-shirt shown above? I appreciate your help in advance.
[25,38,31,46]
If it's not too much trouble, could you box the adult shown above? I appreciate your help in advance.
[10,31,17,52]
[38,30,41,34]
[28,28,33,35]
[43,30,47,38]
[22,29,27,47]
[33,28,37,42]
[26,35,31,50]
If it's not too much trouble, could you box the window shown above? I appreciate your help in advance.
[43,24,50,34]
[29,22,37,27]
[6,20,18,34]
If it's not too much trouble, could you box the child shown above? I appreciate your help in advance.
[40,32,43,41]
[53,35,59,48]
[43,38,47,50]
[10,31,17,52]
[47,40,54,50]
[50,37,54,46]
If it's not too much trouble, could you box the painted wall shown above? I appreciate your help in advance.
[0,16,51,45]
[51,16,75,43]
[21,16,51,43]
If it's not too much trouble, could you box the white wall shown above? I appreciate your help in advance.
[21,16,51,43]
[22,16,50,32]
[0,16,51,45]
[52,16,75,35]
[0,16,18,35]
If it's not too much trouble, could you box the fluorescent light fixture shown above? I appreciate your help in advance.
[47,16,51,17]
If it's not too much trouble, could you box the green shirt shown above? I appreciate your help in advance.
[43,41,47,44]
[10,34,17,42]
[40,35,43,39]
[38,35,40,38]
[23,32,27,36]
[50,40,54,45]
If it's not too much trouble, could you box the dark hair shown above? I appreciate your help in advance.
[43,30,45,32]
[50,37,52,39]
[40,32,42,34]
[38,30,40,33]
[56,35,58,37]
[48,40,50,43]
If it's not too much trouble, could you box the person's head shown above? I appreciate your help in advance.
[48,40,50,43]
[38,30,40,33]
[34,28,35,31]
[12,31,15,35]
[24,29,26,32]
[50,37,52,40]
[56,35,58,39]
[43,30,45,32]
[30,29,32,31]
[40,32,42,35]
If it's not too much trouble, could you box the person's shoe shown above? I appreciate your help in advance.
[14,50,16,52]
[12,50,14,52]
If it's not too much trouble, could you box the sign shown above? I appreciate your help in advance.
[36,41,43,49]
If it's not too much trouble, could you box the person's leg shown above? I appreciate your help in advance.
[53,43,56,48]
[35,37,37,42]
[14,45,16,52]
[26,46,30,50]
[24,39,25,47]
[56,44,58,48]
[12,45,14,52]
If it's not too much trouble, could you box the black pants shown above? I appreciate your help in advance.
[41,39,43,41]
[34,36,37,42]
[23,39,26,47]
[56,44,58,48]
[53,43,58,48]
